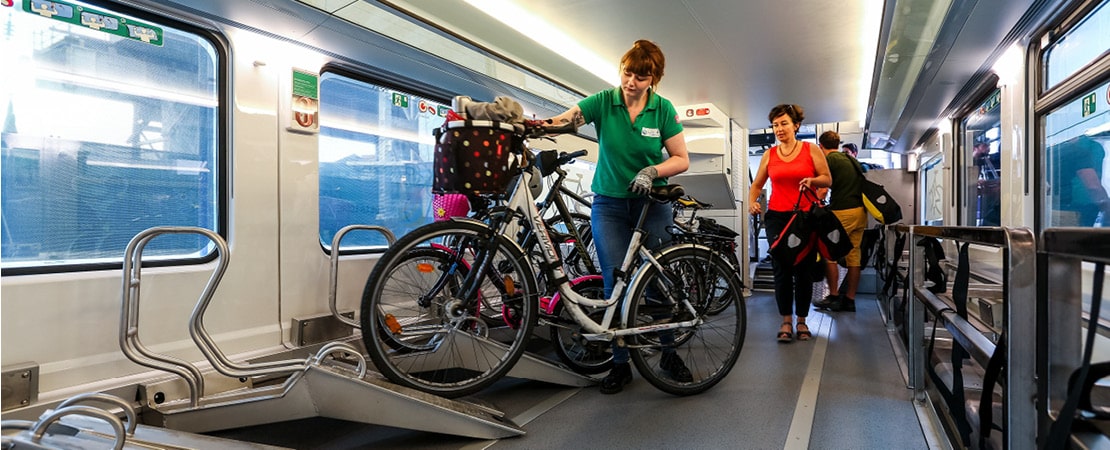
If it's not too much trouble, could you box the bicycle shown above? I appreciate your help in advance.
[669,196,742,315]
[360,119,746,397]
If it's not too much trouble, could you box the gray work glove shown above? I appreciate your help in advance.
[627,166,658,196]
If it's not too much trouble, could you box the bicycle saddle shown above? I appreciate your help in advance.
[650,184,686,203]
[675,196,713,210]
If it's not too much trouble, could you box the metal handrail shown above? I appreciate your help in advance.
[1036,227,1110,444]
[328,225,397,328]
[896,224,1037,450]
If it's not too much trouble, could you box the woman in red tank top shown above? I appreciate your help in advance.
[747,104,831,343]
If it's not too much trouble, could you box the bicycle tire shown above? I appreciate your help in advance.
[360,220,538,398]
[549,277,612,374]
[627,246,746,396]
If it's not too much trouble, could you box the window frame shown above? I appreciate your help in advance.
[0,0,229,276]
[1032,0,1110,232]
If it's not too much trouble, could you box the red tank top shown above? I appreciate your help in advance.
[767,141,816,212]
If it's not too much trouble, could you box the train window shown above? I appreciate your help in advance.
[959,89,1003,226]
[317,73,446,251]
[1,1,222,274]
[1042,79,1110,228]
[1042,0,1110,90]
[922,153,944,226]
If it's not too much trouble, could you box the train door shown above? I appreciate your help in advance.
[957,88,1005,226]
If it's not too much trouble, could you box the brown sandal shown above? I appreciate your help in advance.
[796,323,812,341]
[777,322,794,343]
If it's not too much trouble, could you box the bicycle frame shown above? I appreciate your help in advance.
[494,163,703,343]
[525,164,597,277]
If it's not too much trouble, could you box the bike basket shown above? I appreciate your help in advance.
[432,193,470,221]
[433,120,519,196]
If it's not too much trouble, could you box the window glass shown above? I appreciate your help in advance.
[1043,0,1110,89]
[1,1,220,272]
[959,89,1003,226]
[922,153,944,225]
[1043,79,1110,227]
[318,73,446,250]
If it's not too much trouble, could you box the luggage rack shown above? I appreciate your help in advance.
[116,226,525,441]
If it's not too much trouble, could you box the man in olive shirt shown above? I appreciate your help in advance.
[813,132,867,312]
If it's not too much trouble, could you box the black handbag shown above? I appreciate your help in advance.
[803,187,853,262]
[769,190,817,266]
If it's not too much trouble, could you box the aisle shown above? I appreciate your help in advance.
[210,293,934,449]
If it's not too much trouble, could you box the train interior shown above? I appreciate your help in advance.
[2,0,1110,448]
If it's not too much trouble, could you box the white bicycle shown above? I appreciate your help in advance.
[359,119,746,397]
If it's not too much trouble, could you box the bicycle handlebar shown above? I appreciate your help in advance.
[558,149,589,165]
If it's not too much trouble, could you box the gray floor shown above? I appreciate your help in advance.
[211,290,933,449]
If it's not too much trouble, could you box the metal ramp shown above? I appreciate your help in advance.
[117,226,525,441]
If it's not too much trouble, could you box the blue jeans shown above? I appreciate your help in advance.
[591,194,673,364]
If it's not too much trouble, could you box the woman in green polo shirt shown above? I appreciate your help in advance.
[547,39,691,395]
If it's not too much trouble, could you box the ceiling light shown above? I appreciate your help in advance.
[992,44,1023,87]
[462,0,618,86]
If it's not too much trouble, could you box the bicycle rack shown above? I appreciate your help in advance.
[118,227,524,440]
[329,225,594,387]
[328,225,396,328]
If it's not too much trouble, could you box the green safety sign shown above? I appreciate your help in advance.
[1081,92,1096,117]
[292,70,318,99]
[23,0,163,46]
[392,93,409,108]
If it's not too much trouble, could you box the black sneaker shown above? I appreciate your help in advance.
[813,294,841,310]
[600,362,633,394]
[833,298,856,312]
[660,352,693,383]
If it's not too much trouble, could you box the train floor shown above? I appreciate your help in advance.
[210,291,937,449]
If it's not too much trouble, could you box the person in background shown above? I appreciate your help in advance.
[546,39,691,394]
[748,104,831,343]
[813,131,867,312]
[1048,133,1110,226]
[973,140,1002,226]
[842,142,859,158]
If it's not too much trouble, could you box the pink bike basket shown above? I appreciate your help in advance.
[432,193,470,221]
[432,120,518,196]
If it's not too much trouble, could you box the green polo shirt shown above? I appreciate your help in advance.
[578,88,684,198]
[826,151,865,210]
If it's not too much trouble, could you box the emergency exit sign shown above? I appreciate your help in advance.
[392,93,409,108]
[1082,92,1096,117]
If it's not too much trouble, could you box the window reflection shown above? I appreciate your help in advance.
[0,1,220,272]
[960,89,1002,226]
[1043,80,1110,227]
[1043,0,1110,90]
[318,73,446,250]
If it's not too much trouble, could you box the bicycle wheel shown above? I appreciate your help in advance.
[626,246,746,396]
[702,241,740,316]
[549,277,612,374]
[360,220,539,398]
